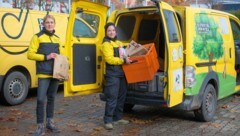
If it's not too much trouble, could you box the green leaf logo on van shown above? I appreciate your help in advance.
[193,12,224,71]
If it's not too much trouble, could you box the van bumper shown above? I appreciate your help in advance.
[125,91,166,106]
[0,75,4,92]
[174,95,202,111]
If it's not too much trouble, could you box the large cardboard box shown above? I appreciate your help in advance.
[122,43,159,83]
[53,54,69,81]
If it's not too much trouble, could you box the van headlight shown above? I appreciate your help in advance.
[185,66,196,88]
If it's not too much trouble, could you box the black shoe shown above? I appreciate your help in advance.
[46,118,60,133]
[33,124,45,136]
[99,93,106,101]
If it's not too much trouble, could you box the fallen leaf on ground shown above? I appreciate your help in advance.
[93,126,104,131]
[75,128,83,132]
[230,109,237,113]
[210,123,221,128]
[122,128,140,136]
[221,105,229,109]
[67,122,78,127]
[130,118,152,124]
[56,110,64,114]
[7,117,17,121]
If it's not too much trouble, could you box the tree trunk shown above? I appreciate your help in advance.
[38,0,41,11]
[208,52,213,72]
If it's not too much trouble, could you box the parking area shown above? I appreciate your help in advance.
[1,88,240,136]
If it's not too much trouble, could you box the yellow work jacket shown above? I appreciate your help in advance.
[27,29,64,78]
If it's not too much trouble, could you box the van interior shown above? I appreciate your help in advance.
[116,9,166,100]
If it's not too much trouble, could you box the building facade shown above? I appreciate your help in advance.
[0,0,71,13]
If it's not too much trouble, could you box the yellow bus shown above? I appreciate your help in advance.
[0,7,68,105]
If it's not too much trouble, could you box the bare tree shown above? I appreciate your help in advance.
[205,0,216,8]
[38,0,42,10]
[162,0,189,6]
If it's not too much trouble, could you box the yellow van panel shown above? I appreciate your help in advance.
[182,7,236,98]
[0,7,68,88]
[64,0,108,97]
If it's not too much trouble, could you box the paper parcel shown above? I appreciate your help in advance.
[125,41,148,57]
[53,54,69,81]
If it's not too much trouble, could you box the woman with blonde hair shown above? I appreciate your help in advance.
[28,15,63,136]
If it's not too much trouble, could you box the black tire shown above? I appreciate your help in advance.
[194,84,217,122]
[123,103,135,112]
[1,71,29,105]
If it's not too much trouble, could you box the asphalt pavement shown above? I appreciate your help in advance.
[1,87,240,136]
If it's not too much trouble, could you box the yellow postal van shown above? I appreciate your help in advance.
[0,8,68,105]
[65,0,240,121]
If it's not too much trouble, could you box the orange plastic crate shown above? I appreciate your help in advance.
[123,43,160,83]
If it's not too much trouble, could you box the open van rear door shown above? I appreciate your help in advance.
[64,0,108,96]
[158,2,184,107]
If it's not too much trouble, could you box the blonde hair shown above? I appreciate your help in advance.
[43,15,55,24]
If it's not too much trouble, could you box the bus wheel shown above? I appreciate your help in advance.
[1,71,29,105]
[124,103,135,112]
[194,84,217,122]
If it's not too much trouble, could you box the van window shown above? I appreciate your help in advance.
[116,16,136,41]
[138,19,158,41]
[163,10,180,43]
[230,19,240,40]
[74,13,99,38]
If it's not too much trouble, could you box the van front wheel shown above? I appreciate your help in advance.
[194,84,217,122]
[1,71,29,105]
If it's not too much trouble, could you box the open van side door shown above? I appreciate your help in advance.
[158,2,184,107]
[64,0,108,97]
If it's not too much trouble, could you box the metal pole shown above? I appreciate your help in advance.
[107,0,111,15]
[68,0,71,13]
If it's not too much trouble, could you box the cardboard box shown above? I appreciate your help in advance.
[125,40,148,57]
[122,43,159,83]
[53,54,69,81]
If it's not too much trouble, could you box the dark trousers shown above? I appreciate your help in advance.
[36,78,59,124]
[104,76,127,124]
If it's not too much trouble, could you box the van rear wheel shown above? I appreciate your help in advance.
[194,84,217,122]
[1,71,28,105]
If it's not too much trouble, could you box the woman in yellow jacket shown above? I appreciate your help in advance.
[102,22,131,130]
[27,15,63,136]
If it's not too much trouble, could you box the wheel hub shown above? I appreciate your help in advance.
[206,93,214,113]
[9,79,23,98]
